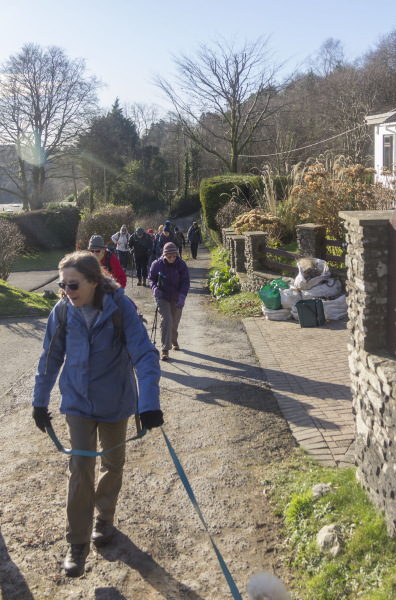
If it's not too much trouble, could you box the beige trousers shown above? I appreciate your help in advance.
[65,415,128,544]
[158,298,182,351]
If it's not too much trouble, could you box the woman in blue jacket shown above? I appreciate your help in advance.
[32,251,162,578]
[149,242,190,361]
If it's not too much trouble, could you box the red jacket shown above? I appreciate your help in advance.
[100,249,127,289]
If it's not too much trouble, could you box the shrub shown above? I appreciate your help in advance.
[208,267,241,299]
[110,178,166,215]
[76,206,135,250]
[233,208,288,243]
[215,200,251,230]
[11,206,80,251]
[0,218,24,280]
[76,187,91,210]
[200,174,263,231]
[133,210,169,234]
[288,162,378,239]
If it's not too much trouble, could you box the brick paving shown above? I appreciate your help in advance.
[243,316,355,468]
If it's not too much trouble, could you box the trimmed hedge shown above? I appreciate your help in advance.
[5,206,80,251]
[200,174,263,231]
[76,206,135,250]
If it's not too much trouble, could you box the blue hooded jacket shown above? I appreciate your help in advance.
[32,287,160,422]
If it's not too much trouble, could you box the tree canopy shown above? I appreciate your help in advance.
[0,43,101,209]
[156,36,287,173]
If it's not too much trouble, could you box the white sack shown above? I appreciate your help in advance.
[301,278,343,300]
[294,258,331,290]
[262,305,291,321]
[291,305,300,320]
[280,287,302,309]
[322,295,348,320]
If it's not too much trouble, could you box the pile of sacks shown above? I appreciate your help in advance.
[259,258,348,321]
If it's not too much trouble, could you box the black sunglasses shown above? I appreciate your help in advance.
[57,279,88,291]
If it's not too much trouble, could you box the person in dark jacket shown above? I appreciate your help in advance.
[174,227,186,257]
[153,220,176,259]
[149,242,190,361]
[187,222,202,259]
[129,227,153,286]
[88,235,127,289]
[32,251,162,577]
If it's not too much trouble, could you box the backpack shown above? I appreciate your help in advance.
[104,247,115,274]
[45,295,143,374]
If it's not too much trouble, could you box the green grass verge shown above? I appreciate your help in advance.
[0,279,58,317]
[208,245,262,317]
[12,249,68,272]
[208,240,396,599]
[263,450,396,600]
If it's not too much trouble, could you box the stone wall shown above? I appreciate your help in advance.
[296,223,327,258]
[340,209,396,536]
[221,224,343,292]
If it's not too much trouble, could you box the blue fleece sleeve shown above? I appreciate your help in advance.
[32,303,66,407]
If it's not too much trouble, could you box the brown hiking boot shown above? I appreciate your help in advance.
[161,350,169,361]
[172,343,180,350]
[64,543,89,577]
[91,517,114,547]
[143,279,147,287]
[137,278,142,286]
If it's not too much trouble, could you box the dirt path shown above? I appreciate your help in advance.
[0,246,296,600]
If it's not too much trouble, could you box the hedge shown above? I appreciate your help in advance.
[2,206,81,251]
[76,206,136,250]
[200,174,263,231]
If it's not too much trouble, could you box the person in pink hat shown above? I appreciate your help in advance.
[148,242,190,361]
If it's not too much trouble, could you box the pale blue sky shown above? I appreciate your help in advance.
[1,0,395,112]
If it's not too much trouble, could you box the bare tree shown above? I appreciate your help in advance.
[0,44,101,209]
[155,36,287,173]
[310,38,345,77]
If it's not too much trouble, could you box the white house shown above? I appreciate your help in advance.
[365,108,396,185]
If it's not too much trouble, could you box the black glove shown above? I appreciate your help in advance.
[32,406,53,433]
[140,410,164,430]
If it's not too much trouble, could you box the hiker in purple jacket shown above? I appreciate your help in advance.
[149,242,190,361]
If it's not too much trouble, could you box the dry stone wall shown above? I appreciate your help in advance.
[340,209,396,536]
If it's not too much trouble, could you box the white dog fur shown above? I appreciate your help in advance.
[246,572,292,600]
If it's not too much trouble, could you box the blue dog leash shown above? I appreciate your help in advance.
[160,428,243,600]
[45,425,147,456]
[45,425,243,599]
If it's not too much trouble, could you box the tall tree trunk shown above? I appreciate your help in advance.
[18,158,30,211]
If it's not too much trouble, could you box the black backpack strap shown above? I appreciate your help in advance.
[112,295,125,346]
[105,248,114,274]
[45,298,68,374]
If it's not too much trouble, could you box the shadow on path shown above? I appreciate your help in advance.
[99,531,206,600]
[0,529,34,600]
[95,589,128,600]
[0,317,47,340]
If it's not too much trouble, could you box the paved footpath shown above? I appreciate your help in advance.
[7,266,355,469]
[243,316,355,468]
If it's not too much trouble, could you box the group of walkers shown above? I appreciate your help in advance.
[31,218,202,578]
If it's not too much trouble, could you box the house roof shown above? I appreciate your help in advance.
[365,108,396,125]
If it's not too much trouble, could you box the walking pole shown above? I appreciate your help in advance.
[151,300,159,346]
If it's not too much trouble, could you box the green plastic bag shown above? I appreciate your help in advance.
[270,278,290,290]
[258,285,282,310]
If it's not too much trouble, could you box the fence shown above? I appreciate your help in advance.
[222,223,346,291]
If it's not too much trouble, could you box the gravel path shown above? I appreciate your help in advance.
[0,245,296,600]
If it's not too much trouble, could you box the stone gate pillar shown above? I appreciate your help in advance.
[296,223,327,258]
[340,209,396,536]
